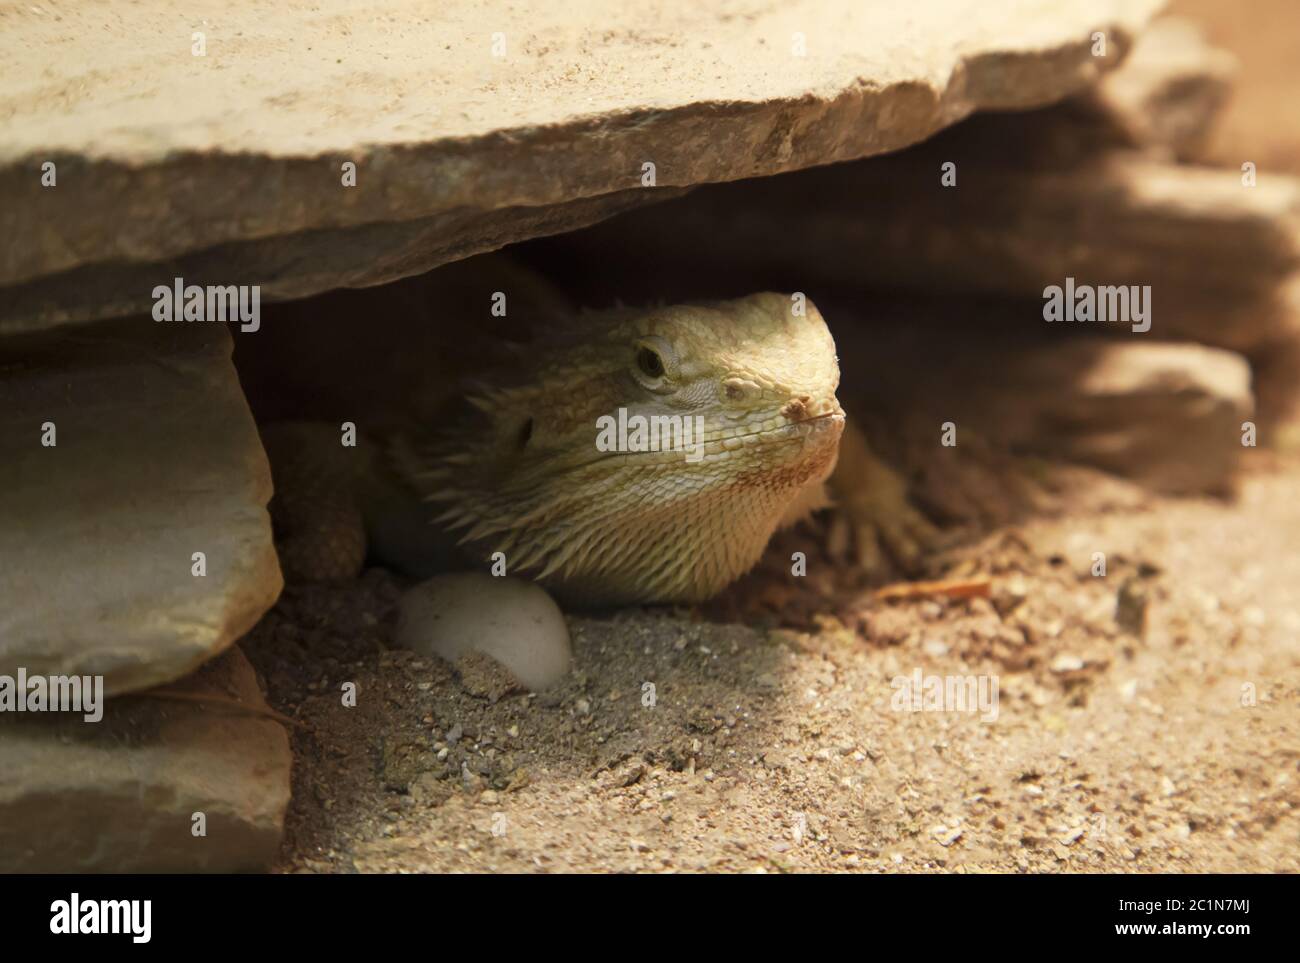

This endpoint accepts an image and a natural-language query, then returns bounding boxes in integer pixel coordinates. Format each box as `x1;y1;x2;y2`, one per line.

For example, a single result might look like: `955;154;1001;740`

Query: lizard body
260;281;852;606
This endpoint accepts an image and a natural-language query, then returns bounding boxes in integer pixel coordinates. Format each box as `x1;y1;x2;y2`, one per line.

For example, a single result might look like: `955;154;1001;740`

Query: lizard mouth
735;407;845;444
571;404;843;469
671;406;844;465
784;410;844;430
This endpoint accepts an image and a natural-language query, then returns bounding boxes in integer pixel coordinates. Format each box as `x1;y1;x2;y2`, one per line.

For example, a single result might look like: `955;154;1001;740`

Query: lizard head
400;292;844;605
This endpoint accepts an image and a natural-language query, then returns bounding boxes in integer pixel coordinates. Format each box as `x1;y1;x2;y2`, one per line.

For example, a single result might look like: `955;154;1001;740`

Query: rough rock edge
0;646;291;873
0;186;689;334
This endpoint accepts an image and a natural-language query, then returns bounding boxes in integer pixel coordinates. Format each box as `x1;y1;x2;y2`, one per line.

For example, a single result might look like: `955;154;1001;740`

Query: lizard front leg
261;421;369;583
263;420;468;583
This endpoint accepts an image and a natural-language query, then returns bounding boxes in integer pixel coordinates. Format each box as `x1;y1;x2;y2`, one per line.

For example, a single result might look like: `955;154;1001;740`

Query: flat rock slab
0;319;282;695
984;339;1254;495
823;309;1253;499
0;646;291;873
0;0;1160;329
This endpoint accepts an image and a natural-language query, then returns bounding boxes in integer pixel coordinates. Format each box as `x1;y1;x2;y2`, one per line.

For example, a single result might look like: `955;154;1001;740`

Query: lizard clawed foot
826;421;944;580
827;466;944;578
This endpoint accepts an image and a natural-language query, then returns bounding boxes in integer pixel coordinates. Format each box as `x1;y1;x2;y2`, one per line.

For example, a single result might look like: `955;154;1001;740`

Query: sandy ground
245;451;1300;873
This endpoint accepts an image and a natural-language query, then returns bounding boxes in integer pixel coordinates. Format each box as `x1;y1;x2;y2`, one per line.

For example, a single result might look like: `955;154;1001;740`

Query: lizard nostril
723;381;746;402
782;395;812;421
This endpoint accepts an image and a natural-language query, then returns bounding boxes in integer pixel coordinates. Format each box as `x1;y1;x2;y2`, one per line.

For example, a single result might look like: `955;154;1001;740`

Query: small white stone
395;573;571;691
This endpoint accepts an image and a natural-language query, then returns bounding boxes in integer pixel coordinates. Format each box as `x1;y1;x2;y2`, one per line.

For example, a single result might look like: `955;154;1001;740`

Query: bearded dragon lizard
255;258;935;606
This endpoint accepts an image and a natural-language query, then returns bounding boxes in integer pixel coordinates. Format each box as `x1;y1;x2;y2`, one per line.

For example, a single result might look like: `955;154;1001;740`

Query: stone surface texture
543;117;1300;353
0;646;291;873
0;319;283;696
0;0;1161;329
1088;16;1237;159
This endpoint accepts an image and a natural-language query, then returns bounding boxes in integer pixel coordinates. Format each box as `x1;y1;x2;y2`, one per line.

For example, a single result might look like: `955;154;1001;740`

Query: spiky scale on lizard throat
392;292;845;606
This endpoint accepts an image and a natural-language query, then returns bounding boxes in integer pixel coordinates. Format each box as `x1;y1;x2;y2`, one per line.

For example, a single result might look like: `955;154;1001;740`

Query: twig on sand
873;576;992;601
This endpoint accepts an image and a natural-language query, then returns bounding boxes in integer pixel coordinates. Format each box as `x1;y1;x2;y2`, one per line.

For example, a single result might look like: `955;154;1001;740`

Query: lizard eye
631;335;681;387
636;346;664;379
631;335;677;390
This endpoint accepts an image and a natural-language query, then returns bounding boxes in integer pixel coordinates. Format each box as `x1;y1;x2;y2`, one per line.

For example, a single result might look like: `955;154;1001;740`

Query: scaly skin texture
387;293;845;605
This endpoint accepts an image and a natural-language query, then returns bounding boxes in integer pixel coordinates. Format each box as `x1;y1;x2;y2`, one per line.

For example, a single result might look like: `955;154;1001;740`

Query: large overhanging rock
0;0;1161;331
